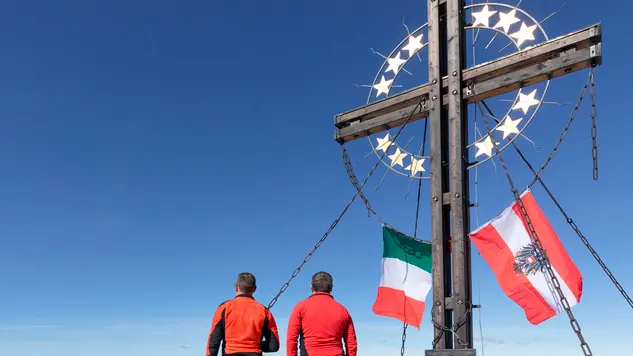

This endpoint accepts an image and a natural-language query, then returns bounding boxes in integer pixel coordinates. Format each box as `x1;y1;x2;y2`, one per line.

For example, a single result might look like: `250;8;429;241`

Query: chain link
266;212;342;310
343;118;430;246
567;218;633;308
528;68;595;189
477;100;633;313
589;71;598;180
343;143;384;222
267;98;426;310
480;110;592;356
431;303;472;348
400;323;407;356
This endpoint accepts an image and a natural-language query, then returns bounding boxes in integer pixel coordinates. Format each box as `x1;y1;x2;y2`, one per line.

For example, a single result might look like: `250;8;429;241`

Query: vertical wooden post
428;0;453;350
429;0;474;352
447;0;473;348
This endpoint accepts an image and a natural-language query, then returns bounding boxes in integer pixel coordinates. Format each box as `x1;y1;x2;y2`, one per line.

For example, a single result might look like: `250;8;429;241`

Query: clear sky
0;0;630;355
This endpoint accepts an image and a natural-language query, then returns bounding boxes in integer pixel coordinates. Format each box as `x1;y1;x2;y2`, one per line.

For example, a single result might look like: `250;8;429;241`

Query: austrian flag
470;190;583;325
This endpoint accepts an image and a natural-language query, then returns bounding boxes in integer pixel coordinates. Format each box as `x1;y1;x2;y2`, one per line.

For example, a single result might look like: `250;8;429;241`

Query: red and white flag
470;190;582;325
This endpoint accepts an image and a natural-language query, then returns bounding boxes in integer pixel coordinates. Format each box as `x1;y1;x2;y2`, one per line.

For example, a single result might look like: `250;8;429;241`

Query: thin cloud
474;335;506;345
0;325;63;332
515;337;532;346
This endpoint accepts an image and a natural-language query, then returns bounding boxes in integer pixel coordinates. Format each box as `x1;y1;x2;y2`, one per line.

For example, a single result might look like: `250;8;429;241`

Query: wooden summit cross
333;0;602;354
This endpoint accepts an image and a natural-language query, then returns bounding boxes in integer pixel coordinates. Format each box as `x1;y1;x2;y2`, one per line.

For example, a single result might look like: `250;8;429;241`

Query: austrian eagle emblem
513;243;547;276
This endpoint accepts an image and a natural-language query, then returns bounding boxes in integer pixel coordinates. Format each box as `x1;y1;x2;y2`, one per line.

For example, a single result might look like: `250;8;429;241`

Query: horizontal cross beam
334;23;602;143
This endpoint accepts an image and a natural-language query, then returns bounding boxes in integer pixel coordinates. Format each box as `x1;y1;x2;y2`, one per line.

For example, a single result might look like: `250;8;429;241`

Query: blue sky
0;0;630;355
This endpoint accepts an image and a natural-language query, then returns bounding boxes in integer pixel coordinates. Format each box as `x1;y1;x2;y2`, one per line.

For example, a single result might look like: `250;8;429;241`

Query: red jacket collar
310;292;333;298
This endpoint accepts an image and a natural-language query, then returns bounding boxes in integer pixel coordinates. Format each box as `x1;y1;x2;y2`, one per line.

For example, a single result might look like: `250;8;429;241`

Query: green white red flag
372;226;432;328
470;190;583;325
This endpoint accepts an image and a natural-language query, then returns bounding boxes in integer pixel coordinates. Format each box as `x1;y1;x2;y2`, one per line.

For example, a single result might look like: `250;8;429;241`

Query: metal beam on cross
334;24;601;144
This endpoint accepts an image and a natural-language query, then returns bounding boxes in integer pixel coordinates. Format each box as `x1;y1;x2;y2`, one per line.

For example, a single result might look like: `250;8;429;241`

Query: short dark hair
311;271;333;293
236;272;257;294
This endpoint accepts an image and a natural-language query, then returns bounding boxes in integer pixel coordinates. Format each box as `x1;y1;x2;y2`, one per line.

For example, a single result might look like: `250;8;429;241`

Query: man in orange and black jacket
286;272;357;356
206;272;280;356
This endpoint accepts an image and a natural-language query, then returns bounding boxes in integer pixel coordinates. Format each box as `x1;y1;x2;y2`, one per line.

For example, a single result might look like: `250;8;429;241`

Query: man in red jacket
206;272;280;356
286;272;357;356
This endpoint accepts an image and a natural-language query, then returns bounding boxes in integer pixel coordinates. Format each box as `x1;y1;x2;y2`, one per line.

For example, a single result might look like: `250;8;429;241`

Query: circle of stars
365;2;548;178
468;4;546;159
366;24;430;178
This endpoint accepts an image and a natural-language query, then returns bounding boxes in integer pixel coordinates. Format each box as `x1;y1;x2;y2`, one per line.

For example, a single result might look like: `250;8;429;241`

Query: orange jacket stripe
207;295;280;356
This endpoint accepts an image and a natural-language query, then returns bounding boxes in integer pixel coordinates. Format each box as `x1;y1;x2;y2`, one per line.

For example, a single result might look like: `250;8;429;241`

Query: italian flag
372;226;432;328
470;190;582;325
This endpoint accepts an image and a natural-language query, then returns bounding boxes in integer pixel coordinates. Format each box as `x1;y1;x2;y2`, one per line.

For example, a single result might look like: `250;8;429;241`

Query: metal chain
480;111;593;356
342;143;385;222
431;303;472;348
266;201;347;310
477;98;633;308
538;169;633;309
400;323;407;356
343;122;431;246
589;71;598;180
528;68;595;189
267;98;426;310
477;100;633;312
452;303;472;347
567;217;633;308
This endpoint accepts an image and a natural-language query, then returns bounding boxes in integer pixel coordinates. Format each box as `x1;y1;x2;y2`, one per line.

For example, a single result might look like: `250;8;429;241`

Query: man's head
311;271;333;294
235;272;257;295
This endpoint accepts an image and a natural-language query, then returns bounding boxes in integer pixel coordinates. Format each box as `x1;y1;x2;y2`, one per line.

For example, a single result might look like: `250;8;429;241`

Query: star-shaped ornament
510;22;537;47
388;148;408;167
373;76;393;97
406;157;426;176
512;89;539;114
472;5;497;27
386;52;407;74
402;34;423;57
496;116;523;139
375;133;393;153
474;135;499;158
494;9;520;33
